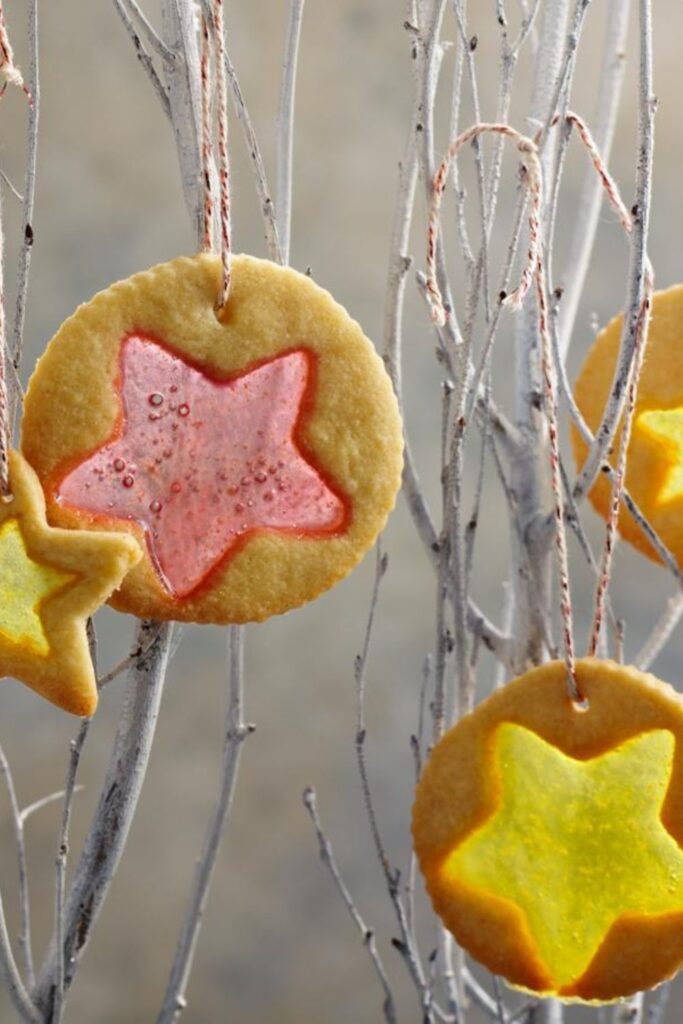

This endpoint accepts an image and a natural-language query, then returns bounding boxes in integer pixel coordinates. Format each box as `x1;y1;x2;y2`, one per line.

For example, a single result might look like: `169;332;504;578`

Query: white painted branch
573;0;655;502
35;621;171;1016
275;0;305;264
157;627;252;1024
557;0;630;356
303;787;397;1024
161;0;204;244
10;0;39;378
113;0;172;119
0;744;34;988
0;890;40;1023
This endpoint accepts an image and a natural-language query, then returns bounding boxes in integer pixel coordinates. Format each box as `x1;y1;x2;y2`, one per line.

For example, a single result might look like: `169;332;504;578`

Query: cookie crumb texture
21;254;403;624
413;659;683;1002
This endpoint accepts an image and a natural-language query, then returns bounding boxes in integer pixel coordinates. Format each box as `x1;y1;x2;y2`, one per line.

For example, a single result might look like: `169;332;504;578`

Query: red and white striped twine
426;122;581;703
198;0;232;314
537;258;581;703
425;123;542;327
552;111;654;657
199;13;214;254
0;1;31;104
210;0;231;315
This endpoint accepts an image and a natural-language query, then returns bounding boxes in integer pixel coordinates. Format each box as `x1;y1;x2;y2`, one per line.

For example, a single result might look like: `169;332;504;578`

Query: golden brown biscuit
413;659;683;1002
0;450;141;716
21;254;403;623
573;285;683;565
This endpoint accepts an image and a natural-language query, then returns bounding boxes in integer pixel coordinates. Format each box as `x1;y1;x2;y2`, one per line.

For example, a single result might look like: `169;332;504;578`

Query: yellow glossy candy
412;659;683;1002
573;284;683;566
0;451;141;715
0;518;74;654
447;725;683;988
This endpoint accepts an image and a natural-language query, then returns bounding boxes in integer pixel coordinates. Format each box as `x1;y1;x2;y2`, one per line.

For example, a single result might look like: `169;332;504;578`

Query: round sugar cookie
573;284;683;566
413;659;683;1002
21;253;403;623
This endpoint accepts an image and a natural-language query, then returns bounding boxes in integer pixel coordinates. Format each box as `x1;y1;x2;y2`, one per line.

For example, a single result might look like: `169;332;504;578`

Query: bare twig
20;787;83;827
120;0;176;62
612;993;643;1024
635;594;683;670
0;890;40;1023
10;0;39;377
158;627;253;1024
223;49;282;262
35;620;172;1015
303;787;397;1024
113;0;172;119
557;0;631;355
275;0;305;263
0;744;33;987
573;0;656;503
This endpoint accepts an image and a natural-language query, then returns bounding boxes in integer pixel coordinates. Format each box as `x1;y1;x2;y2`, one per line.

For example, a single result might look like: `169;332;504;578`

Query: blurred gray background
2;0;683;1020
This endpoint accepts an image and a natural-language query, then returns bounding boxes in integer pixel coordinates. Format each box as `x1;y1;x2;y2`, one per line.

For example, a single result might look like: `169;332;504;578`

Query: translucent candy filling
57;335;348;597
0;519;74;653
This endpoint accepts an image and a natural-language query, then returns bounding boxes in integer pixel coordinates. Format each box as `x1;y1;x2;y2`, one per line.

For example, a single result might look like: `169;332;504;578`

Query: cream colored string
425;123;581;703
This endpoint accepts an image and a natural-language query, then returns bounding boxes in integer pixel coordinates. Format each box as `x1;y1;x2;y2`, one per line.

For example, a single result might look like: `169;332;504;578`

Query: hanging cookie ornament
0;451;141;716
413;659;683;1002
19;5;402;626
573;284;683;568
416;120;683;1003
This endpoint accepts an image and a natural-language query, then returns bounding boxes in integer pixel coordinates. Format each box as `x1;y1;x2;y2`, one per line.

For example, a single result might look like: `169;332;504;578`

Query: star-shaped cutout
637;408;683;504
0;518;74;654
0;450;141;715
55;335;348;598
443;723;683;990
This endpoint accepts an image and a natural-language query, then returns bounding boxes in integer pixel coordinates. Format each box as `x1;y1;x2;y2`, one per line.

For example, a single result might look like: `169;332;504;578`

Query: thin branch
223;50;282;262
0;892;40;1023
302;787;397;1024
557;0;631;355
35;620;172;1015
275;0;305;263
120;0;176;62
612;993;643;1024
635;594;683;670
647;984;671;1024
0;166;23;201
157;627;253;1024
573;0;656;503
10;0;39;378
113;0;172;119
0;743;33;988
20;787;83;827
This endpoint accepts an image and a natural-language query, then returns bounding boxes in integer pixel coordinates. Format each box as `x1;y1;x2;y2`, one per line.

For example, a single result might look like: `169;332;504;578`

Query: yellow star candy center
0;519;75;655
442;725;683;988
637;408;683;504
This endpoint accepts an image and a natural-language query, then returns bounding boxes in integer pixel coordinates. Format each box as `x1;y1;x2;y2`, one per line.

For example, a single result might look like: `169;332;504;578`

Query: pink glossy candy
57;335;347;597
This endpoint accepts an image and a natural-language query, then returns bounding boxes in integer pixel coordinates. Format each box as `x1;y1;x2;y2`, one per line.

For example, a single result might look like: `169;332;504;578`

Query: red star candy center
55;335;348;597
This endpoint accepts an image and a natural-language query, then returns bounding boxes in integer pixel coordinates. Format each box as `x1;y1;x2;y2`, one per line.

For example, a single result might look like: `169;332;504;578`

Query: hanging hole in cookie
572;694;590;713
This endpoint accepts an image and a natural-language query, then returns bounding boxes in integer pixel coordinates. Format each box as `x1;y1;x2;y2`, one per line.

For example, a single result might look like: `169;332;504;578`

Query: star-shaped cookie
56;336;347;598
20;255;403;624
0;450;141;715
449;725;683;989
413;659;683;1001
